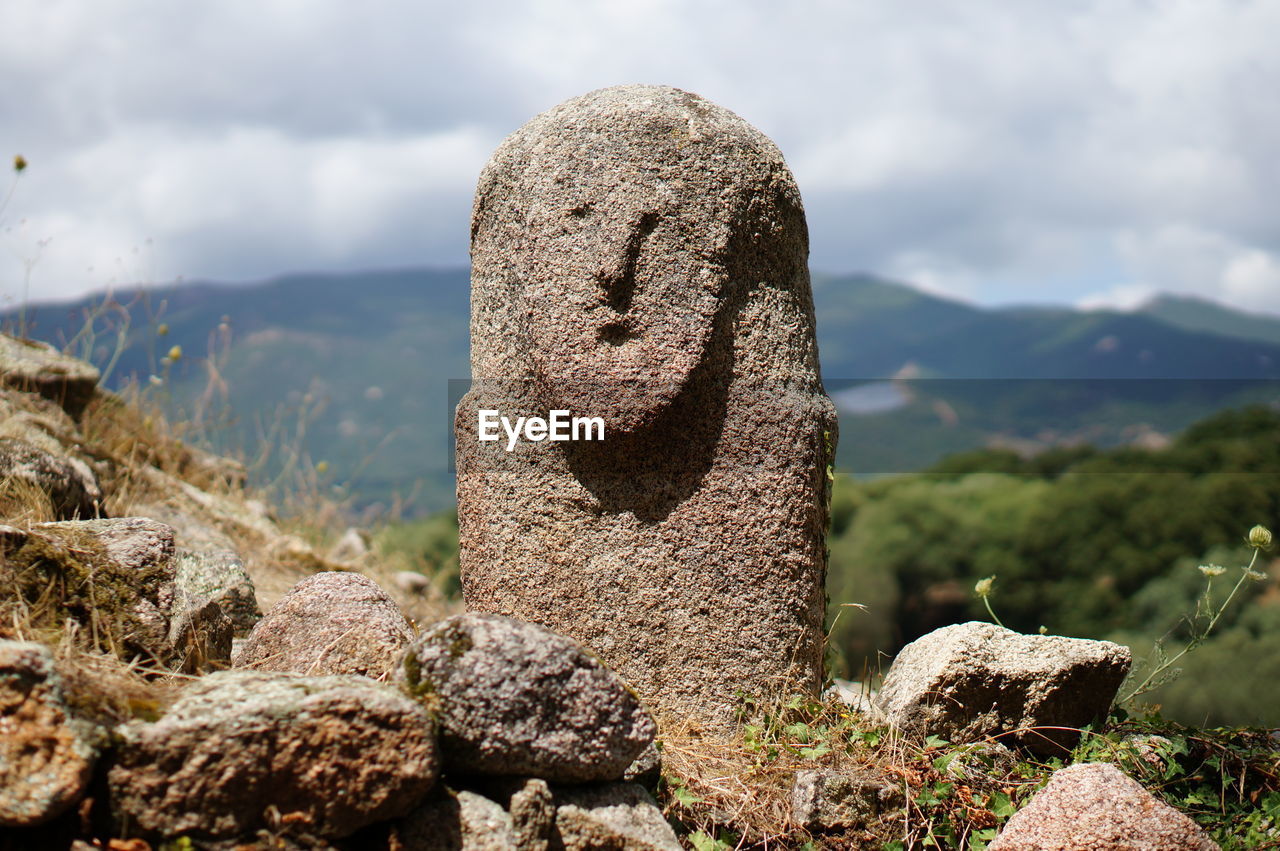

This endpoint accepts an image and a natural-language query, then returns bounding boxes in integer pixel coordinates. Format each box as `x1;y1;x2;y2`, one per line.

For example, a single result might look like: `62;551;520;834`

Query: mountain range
8;269;1279;513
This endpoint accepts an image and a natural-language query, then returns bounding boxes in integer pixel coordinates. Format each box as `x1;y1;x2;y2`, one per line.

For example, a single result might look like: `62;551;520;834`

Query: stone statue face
519;161;729;433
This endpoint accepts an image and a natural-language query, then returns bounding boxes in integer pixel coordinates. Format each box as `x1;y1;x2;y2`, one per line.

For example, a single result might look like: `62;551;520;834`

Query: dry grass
0;474;56;525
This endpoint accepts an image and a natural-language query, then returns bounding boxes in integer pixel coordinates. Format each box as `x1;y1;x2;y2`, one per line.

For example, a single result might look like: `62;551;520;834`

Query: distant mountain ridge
6;268;1278;512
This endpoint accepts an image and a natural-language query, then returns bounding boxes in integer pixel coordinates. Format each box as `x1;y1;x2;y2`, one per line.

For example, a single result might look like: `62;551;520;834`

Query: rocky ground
0;332;1261;849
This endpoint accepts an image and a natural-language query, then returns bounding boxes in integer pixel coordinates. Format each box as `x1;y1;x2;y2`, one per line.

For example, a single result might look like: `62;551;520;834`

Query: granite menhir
457;84;837;726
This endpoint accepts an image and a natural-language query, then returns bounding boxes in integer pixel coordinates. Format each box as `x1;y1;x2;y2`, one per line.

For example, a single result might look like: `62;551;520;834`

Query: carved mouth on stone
597;322;638;346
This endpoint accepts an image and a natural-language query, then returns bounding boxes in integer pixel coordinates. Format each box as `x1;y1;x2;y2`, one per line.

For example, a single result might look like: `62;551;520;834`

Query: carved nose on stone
595;212;659;314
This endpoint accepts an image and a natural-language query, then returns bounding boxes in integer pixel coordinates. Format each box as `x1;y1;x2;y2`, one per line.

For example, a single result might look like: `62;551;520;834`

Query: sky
3;0;1278;315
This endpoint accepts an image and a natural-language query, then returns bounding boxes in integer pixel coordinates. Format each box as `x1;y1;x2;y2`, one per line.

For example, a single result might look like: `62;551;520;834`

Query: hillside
8;269;1279;510
1139;292;1280;347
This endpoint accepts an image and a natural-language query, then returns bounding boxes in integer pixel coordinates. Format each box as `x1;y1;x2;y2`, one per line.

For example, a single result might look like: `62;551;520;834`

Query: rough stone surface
391;788;517;850
874;622;1131;753
988;762;1219;850
233;571;412;679
458;84;836;726
0;437;102;520
790;768;905;832
0;518;226;670
0;641;97;827
0;334;99;418
108;670;438;840
401;613;655;782
173;546;261;636
552;783;682;851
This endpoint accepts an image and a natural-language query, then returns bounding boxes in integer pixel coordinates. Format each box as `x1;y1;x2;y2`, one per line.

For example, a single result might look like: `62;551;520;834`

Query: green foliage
376;509;460;595
1070;713;1280;847
826;405;1280;725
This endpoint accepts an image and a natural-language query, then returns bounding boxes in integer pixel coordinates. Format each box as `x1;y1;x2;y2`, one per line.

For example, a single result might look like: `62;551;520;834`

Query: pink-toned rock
108;670;438;841
0;641;97;827
233;571;412;679
458;84;837;727
989;762;1219;851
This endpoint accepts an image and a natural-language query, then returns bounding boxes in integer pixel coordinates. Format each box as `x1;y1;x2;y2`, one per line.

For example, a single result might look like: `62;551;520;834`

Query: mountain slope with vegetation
8;269;1279;511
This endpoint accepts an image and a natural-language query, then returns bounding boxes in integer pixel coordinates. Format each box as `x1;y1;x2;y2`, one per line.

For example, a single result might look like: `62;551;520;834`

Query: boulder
552;783;681;851
0;641;97;827
0;437;102;520
108;670;438;840
874;622;1131;753
233;571;412;679
790;768;904;832
0;334;99;419
988;762;1219;850
400;613;655;782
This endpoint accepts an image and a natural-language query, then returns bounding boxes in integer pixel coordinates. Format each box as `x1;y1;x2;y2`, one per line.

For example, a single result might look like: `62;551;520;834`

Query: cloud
1;0;1277;316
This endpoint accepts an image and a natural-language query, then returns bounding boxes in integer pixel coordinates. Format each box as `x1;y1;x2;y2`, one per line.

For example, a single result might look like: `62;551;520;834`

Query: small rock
0;641;97;827
108;670;438;840
233;572;413;679
391;788;517;850
988;762;1219;850
874;622;1131;753
394;570;432;594
0;334;99;418
827;678;882;720
553;783;681;851
623;740;662;789
400;613;656;782
790;768;904;832
0;437;102;520
328;527;370;564
511;778;554;850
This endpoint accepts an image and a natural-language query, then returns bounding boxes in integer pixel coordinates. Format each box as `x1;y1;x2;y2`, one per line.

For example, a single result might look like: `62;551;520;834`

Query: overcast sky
3;0;1278;315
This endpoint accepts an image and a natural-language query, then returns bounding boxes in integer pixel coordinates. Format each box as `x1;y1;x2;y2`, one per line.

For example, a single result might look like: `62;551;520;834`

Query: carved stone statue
457;85;837;725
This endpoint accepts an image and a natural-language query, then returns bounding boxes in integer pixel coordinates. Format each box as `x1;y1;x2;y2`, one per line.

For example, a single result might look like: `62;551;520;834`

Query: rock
0;334;99;419
623;740;662;789
394;570;432;594
988;762;1219;850
233;571;412;679
458;84;837;726
391;788;517;850
0;641;97;827
790;768;904;832
328;527;370;564
400;613;655;782
173;546;261;636
0;519;230;671
874;622;1131;753
108;670;438;840
0;437;102;520
511;778;554;851
552;783;682;851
